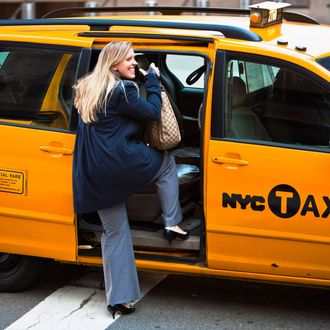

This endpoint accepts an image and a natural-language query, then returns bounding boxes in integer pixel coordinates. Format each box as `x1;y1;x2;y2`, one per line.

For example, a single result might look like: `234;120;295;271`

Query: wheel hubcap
0;253;23;274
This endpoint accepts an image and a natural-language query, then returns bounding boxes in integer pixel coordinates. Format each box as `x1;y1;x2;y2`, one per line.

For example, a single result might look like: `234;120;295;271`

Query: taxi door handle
212;156;249;166
40;145;73;155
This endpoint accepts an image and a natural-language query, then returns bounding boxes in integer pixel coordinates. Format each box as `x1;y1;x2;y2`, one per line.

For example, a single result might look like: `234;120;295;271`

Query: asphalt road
109;274;330;330
1;262;330;330
0;263;86;329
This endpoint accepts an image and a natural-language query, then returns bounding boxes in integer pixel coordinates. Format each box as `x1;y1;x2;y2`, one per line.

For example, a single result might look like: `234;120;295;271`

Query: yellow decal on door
0;168;27;195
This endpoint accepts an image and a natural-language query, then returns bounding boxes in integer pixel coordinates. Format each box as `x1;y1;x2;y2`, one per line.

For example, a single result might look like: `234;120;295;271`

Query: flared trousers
98;152;182;305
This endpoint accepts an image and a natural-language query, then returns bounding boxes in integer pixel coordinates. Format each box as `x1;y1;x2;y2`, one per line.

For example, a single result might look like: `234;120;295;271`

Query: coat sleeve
116;73;162;121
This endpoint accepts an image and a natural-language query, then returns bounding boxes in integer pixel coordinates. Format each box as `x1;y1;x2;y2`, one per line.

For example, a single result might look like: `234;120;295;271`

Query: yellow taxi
0;1;329;291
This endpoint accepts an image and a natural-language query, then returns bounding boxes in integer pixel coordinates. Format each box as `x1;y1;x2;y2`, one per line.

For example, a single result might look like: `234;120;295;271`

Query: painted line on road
5;271;166;330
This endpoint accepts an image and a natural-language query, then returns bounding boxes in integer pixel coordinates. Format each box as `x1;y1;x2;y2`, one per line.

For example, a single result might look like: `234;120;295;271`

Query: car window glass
225;57;330;150
166;54;204;88
0;45;79;130
317;56;330;72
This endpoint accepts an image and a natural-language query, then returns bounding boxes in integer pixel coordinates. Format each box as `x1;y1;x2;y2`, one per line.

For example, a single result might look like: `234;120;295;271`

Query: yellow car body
0;4;329;291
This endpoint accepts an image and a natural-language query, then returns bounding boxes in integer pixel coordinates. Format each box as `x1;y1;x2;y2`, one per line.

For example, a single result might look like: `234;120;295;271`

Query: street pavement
1;262;330;330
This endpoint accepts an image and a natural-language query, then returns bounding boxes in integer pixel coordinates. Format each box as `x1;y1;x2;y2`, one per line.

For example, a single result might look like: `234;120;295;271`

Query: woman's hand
139;62;160;77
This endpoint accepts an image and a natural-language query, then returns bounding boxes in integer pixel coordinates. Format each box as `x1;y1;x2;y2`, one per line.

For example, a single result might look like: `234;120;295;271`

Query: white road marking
5;271;167;330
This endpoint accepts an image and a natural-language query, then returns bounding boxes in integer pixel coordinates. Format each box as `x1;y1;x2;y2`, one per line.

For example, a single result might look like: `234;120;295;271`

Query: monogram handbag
146;86;181;151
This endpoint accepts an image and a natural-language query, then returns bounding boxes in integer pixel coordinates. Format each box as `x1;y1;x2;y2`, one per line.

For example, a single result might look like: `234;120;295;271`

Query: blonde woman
73;41;188;318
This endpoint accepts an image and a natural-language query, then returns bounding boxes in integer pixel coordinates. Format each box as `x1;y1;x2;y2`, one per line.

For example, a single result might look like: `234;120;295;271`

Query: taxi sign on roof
249;1;291;28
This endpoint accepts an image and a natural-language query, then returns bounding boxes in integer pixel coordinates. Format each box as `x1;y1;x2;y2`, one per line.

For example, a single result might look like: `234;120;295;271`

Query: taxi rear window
0;47;62;112
0;44;79;130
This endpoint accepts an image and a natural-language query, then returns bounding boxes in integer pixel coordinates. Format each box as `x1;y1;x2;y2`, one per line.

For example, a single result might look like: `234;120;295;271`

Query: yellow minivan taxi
0;2;329;292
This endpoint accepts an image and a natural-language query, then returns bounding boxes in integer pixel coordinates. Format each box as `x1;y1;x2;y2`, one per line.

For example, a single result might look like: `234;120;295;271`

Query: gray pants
98;153;182;305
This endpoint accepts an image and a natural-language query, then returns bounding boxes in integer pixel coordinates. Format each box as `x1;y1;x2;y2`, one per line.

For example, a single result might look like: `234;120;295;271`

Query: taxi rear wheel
0;253;47;292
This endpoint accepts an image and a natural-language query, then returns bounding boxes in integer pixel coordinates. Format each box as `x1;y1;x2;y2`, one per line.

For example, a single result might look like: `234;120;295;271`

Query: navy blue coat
73;72;163;214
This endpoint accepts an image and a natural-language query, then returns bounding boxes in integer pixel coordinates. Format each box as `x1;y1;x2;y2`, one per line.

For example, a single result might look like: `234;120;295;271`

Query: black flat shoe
107;304;135;319
164;229;189;244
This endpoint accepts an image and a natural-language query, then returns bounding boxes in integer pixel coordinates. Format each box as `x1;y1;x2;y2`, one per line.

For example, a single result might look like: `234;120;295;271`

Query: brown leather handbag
146;86;181;150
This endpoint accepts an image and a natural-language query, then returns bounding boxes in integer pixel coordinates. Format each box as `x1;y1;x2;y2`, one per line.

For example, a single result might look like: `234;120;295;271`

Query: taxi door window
0;44;79;130
224;54;330;150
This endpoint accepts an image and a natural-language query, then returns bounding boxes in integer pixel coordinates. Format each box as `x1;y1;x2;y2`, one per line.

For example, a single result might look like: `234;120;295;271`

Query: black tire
0;253;48;292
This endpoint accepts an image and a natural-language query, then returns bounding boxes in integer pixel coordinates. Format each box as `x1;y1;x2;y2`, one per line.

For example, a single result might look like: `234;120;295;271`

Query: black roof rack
42;6;320;25
0;18;262;42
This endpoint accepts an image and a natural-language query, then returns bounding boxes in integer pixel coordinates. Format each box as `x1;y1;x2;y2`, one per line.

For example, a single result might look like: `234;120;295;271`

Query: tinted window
0;45;79;130
317;56;330;72
224;56;330;150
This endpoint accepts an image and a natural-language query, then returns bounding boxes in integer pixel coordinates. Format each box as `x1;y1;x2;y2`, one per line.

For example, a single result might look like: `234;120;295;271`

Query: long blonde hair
74;41;133;124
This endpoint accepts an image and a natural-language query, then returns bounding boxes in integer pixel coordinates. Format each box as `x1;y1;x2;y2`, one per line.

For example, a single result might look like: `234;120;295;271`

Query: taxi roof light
249;1;291;28
250;12;262;25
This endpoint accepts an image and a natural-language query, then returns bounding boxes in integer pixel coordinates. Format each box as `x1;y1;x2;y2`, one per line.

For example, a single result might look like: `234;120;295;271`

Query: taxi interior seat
228;76;272;141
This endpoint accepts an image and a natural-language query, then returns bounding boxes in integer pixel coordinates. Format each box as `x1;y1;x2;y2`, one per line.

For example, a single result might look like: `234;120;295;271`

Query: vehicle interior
225;58;330;148
0;46;79;129
260;68;330;146
77;49;208;260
